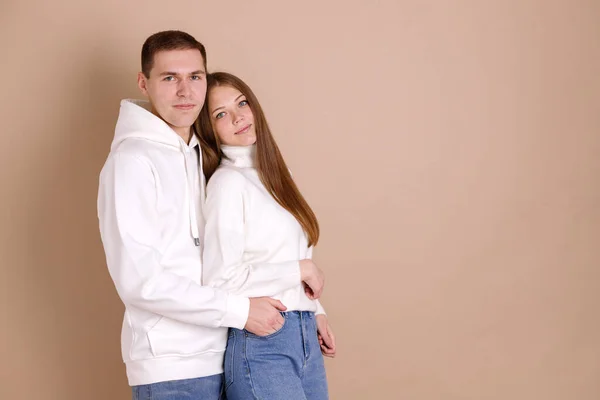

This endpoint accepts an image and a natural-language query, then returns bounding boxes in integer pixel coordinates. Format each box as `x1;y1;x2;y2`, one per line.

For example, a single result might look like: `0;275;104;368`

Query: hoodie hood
109;99;203;248
112;99;184;151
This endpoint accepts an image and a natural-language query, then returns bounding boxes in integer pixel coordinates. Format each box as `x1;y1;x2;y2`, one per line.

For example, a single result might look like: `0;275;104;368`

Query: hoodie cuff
221;294;250;329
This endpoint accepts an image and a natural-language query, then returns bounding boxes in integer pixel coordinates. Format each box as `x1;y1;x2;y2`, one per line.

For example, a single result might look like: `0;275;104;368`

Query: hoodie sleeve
98;153;249;330
202;170;302;297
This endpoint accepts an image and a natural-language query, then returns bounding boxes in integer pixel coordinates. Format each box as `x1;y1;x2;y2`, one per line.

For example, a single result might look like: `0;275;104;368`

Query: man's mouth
174;104;195;110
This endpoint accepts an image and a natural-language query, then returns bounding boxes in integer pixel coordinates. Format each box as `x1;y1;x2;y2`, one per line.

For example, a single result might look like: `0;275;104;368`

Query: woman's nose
232;112;244;124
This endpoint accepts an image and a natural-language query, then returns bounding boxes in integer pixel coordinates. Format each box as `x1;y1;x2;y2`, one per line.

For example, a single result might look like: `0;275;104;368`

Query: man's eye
164;76;175;81
191;75;201;80
215;112;225;119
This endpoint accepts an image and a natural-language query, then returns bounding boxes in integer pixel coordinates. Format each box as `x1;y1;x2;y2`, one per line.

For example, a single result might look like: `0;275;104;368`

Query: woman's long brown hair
195;72;319;247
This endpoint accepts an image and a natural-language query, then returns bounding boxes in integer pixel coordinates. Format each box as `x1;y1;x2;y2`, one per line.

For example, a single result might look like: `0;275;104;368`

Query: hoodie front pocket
146;317;227;357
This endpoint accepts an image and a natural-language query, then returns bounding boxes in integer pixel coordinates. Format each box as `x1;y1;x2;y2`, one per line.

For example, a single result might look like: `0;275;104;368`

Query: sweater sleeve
202;170;302;297
98;153;249;329
305;247;326;315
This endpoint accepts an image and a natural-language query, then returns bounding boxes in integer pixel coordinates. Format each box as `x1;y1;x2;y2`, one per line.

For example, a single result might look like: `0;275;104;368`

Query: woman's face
208;85;257;146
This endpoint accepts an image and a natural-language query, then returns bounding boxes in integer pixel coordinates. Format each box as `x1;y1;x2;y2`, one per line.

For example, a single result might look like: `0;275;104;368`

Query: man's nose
177;80;191;97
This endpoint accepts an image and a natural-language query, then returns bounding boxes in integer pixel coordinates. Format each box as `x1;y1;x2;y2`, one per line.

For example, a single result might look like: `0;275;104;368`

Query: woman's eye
239;100;248;107
215;112;225;119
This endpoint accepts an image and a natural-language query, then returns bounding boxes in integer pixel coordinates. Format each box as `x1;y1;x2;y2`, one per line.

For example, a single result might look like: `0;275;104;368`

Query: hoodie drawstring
181;141;201;246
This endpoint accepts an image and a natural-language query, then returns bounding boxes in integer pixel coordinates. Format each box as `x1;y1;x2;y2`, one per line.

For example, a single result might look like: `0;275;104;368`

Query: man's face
138;49;207;140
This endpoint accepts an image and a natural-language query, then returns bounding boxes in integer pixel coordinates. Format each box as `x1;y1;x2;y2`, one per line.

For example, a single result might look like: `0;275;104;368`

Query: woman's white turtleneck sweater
202;145;325;314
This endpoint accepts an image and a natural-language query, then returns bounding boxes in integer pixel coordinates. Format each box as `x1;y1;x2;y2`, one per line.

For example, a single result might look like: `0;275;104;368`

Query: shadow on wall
26;42;139;399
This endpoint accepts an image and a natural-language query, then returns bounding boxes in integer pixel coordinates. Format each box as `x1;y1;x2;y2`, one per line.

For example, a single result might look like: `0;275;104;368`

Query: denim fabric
132;374;224;400
225;311;329;400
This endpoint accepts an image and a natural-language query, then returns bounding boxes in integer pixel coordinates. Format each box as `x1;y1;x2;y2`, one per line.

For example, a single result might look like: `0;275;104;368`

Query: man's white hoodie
97;99;250;386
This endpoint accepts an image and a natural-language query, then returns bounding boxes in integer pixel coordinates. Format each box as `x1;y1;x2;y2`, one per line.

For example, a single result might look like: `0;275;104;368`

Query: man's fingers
272;314;284;330
269;299;287;311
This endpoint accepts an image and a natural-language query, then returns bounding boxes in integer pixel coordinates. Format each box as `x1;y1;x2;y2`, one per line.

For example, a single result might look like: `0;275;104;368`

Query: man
97;30;335;399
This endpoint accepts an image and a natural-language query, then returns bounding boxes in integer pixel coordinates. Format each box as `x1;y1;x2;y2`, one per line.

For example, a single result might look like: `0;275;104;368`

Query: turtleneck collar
220;145;256;168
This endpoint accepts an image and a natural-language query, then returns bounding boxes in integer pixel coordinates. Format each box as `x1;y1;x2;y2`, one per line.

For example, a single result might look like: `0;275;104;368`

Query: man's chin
170;117;200;129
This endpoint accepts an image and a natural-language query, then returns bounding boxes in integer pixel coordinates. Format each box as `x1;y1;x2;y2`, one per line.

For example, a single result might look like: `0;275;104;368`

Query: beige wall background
1;0;599;399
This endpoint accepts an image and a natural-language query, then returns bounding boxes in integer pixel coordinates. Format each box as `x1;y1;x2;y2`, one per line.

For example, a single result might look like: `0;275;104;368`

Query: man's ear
137;72;149;96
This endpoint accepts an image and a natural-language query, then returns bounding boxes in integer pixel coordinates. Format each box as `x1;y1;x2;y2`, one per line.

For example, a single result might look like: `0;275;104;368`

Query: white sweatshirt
97;100;249;386
203;145;325;315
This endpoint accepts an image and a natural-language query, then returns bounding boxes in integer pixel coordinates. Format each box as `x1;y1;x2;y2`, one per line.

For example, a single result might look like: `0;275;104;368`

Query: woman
196;72;335;400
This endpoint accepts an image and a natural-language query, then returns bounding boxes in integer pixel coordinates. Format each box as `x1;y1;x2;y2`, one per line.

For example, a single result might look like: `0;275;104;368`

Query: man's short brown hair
141;30;207;78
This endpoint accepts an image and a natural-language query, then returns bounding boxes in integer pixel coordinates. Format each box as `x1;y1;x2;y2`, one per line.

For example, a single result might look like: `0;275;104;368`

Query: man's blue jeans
132;374;224;400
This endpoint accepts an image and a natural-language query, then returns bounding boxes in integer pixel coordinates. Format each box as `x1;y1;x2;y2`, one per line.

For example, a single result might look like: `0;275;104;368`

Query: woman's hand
299;259;325;299
316;314;336;358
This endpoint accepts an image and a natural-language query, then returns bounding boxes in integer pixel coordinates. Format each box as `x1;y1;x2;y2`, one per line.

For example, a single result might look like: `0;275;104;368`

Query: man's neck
173;126;192;144
149;106;192;144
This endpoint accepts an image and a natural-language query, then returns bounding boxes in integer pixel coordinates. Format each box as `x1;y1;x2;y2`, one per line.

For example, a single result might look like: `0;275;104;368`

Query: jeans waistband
281;311;314;319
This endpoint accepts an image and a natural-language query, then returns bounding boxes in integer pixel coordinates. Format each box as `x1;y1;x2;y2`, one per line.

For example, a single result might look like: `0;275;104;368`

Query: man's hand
300;259;325;300
316;314;336;358
244;297;287;336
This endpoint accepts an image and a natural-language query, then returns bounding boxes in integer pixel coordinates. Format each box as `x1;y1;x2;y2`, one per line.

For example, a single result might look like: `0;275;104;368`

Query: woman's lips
235;124;252;134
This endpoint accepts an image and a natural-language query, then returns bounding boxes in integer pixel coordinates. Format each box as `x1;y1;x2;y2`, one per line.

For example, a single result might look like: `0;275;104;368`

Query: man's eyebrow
158;70;206;76
211;94;245;114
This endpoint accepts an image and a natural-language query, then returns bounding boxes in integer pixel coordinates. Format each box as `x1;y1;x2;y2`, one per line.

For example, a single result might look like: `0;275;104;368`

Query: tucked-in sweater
202;145;325;314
